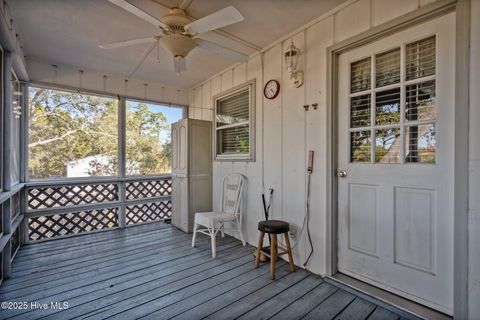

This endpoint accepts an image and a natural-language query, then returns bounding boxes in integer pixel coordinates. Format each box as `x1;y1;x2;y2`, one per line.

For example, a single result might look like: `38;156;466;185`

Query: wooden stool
255;220;295;279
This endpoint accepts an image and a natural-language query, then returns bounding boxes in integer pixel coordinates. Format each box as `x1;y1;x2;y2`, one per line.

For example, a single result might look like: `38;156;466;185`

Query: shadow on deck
0;222;405;319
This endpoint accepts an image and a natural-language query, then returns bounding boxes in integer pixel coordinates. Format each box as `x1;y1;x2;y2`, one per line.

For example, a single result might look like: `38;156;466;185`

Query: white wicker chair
191;173;246;257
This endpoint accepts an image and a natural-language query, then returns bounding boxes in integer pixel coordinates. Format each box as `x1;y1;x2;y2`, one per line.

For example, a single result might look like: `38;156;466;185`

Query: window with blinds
348;36;436;164
214;80;255;160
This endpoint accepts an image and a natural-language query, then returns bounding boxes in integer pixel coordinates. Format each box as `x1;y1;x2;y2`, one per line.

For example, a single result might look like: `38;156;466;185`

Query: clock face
264;80;280;99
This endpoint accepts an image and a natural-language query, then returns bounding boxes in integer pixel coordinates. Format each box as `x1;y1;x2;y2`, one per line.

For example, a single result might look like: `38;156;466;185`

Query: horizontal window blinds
216;89;249;126
406;36;436;80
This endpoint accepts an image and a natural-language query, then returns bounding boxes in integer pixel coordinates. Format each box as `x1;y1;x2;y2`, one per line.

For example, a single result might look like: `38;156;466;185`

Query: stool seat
258;220;290;234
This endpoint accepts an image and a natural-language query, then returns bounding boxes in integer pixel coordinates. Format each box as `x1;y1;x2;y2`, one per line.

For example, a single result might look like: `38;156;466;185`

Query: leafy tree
28;87;172;179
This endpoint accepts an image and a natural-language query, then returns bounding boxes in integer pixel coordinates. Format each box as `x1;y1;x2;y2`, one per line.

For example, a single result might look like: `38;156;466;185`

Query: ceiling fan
100;0;249;73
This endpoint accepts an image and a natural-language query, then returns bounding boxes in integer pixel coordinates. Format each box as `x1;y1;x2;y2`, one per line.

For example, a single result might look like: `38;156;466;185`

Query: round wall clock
264;80;280;99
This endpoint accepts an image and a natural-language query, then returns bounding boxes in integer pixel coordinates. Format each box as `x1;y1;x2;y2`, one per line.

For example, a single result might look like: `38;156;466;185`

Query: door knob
337;170;347;178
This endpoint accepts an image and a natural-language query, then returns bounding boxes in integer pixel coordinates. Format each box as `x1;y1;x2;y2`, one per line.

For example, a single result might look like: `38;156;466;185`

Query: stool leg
284;232;295;272
255;232;265;268
270;234;278;280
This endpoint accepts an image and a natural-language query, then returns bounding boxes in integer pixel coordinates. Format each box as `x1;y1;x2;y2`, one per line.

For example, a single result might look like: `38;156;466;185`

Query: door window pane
405;80;436;122
375;88;400;125
350;131;371;163
351;58;371;93
28;87;118;179
375;128;400;163
376;48;400;87
405;124;436;164
126;101;183;175
406;36;435;80
350;95;371;128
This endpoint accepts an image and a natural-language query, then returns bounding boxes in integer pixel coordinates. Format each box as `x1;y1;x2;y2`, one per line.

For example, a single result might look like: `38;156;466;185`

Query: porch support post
2;52;13;278
20;82;29;245
118;96;126;228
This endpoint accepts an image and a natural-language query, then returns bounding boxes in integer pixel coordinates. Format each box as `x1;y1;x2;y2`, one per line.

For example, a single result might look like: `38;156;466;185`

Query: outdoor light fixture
284;41;303;88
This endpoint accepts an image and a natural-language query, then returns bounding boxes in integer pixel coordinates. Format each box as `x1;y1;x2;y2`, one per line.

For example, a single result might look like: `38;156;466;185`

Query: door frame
325;0;470;318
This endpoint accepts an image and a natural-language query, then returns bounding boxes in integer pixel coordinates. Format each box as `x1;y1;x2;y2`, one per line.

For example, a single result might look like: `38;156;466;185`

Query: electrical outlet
289;226;297;240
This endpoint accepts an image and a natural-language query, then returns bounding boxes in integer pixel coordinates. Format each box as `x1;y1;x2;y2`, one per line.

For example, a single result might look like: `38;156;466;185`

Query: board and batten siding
188;0;480;318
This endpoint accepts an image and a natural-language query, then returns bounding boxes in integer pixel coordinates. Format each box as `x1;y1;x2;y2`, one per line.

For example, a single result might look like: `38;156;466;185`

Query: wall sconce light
284;41;303;88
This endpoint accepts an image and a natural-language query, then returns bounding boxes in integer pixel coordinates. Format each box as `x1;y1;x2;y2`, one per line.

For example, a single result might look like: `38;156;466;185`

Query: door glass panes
375;88;400;125
351;58;371;93
375;128;400;163
406;80;436;122
348;35;436;165
350;131;371;162
376;48;400;87
406;36;435;80
405;124;436;164
350;95;371;128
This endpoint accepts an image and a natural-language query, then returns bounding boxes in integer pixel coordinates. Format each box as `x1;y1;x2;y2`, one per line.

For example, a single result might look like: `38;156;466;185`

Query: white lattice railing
24;175;172;242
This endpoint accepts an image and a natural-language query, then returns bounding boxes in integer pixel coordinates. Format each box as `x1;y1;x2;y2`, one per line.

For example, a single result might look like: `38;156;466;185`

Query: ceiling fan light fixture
158;34;196;61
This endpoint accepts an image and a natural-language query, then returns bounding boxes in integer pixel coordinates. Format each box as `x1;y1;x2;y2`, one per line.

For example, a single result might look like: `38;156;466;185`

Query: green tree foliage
126;103;170;175
28;87;171;179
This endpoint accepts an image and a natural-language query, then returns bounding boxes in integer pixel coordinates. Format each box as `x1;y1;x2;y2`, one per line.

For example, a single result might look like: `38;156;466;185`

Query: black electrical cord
303;171;314;267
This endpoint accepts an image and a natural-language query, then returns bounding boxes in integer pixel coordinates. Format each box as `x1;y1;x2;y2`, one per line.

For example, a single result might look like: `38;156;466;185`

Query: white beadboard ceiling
9;0;347;89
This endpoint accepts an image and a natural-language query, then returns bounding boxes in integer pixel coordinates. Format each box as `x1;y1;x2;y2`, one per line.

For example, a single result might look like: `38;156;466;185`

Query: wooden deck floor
0;222;404;320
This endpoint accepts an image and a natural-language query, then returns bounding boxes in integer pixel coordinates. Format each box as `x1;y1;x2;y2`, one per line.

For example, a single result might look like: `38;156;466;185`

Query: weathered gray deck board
367;307;400;320
0;222;406;320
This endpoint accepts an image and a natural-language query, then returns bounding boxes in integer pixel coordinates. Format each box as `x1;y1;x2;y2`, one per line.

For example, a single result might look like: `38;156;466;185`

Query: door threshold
325;273;452;320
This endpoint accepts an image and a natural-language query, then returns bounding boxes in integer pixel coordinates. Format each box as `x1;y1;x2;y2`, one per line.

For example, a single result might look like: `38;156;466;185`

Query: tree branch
29;130;79;147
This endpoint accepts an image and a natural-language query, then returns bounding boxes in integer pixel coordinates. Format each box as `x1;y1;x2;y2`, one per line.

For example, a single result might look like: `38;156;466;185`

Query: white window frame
213;79;255;161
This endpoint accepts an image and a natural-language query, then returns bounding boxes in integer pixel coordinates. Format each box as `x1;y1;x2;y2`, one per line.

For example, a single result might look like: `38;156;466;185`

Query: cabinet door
189;121;212;177
171;176;189;232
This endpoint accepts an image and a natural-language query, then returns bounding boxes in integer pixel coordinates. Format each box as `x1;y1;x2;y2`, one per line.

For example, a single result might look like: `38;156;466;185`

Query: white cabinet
171;119;212;233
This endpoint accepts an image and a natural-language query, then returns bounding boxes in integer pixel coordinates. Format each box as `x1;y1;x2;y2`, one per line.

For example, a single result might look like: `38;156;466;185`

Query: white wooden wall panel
281;32;307;265
221;69;233;91
262;44;283;227
194;86;202;109
244;54;263;243
233;63;247;86
372;0;419;26
304;17;334;274
469;0;480;317
202;81;211;110
26;59;188;105
334;0;370;43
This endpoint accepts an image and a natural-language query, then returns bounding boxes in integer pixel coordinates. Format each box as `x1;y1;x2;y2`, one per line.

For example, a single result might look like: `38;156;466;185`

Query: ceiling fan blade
174;56;186;73
196;39;248;63
185;6;244;34
99;37;155;49
108;0;168;29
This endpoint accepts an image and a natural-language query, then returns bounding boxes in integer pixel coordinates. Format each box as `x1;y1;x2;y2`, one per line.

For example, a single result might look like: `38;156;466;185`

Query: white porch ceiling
9;0;347;89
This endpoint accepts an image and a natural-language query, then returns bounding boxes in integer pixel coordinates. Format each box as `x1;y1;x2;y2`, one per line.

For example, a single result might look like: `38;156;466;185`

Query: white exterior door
337;13;455;314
